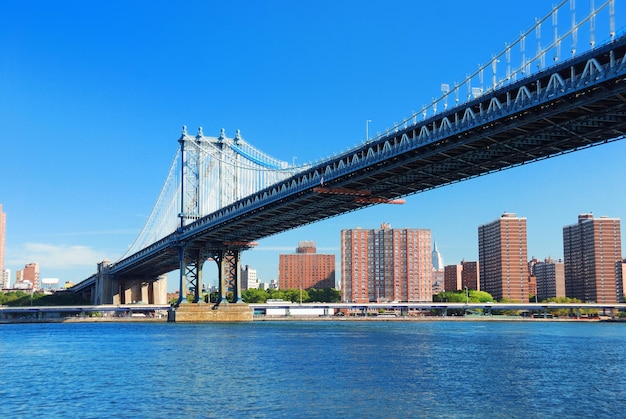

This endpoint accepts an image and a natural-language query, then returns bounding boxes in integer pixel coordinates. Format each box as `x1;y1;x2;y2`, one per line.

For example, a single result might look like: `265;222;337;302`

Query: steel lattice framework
123;128;302;258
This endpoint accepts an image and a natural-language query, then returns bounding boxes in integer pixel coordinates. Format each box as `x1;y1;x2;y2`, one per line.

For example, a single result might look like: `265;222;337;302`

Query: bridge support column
176;245;207;306
209;242;256;306
115;275;167;304
150;274;168;304
95;260;113;305
212;247;242;305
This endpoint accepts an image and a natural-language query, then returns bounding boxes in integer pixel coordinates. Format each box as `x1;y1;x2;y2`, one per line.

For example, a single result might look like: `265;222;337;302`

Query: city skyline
1;1;625;292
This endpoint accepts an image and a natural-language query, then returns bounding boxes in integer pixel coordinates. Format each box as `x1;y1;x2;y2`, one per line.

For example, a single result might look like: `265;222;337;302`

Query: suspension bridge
72;1;626;317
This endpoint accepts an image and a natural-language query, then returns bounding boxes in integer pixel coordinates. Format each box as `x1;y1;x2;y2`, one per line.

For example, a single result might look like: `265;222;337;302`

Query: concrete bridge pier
93;260;113;304
168;242;253;322
93;261;167;305
114;275;167;305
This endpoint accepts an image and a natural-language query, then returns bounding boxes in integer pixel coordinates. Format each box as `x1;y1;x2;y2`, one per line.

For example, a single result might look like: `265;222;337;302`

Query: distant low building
279;241;335;290
1;269;10;290
15;263;39;291
444;261;480;292
240;265;259;290
532;258;565;301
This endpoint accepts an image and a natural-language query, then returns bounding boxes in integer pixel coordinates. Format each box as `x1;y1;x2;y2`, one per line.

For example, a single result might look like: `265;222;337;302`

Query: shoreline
1;314;621;324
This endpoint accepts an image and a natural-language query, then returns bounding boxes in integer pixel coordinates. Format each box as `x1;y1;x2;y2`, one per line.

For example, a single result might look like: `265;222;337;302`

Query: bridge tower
175;127;214;305
175;127;260;306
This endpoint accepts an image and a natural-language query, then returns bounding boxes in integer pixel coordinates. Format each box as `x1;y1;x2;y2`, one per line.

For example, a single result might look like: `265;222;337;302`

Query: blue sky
2;1;625;292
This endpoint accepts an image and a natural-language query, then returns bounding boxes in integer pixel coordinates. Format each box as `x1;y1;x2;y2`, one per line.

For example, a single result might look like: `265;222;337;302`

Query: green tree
242;288;269;303
283;288;309;303
0;291;91;307
469;290;495;303
324;288;342;303
266;288;285;301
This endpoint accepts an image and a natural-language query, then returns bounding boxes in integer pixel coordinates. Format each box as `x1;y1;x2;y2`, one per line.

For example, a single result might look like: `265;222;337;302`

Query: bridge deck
89;36;626;281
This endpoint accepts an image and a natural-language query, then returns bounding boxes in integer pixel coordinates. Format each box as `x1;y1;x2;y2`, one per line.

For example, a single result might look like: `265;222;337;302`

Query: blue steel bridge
72;1;626;306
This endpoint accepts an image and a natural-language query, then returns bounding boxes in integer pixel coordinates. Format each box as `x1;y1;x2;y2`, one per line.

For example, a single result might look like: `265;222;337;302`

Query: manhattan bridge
73;0;626;308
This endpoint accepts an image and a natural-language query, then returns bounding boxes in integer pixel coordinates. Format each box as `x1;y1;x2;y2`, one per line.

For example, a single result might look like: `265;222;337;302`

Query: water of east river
1;320;624;418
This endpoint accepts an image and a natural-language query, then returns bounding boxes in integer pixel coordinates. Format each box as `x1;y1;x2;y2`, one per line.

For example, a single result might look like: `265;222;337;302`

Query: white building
240;265;259;290
1;269;10;289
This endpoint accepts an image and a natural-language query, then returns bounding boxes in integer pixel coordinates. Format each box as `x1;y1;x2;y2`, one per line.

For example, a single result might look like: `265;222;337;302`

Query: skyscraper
431;242;444;295
432;242;444;270
478;213;529;302
279;241;335;290
563;214;623;303
341;223;432;303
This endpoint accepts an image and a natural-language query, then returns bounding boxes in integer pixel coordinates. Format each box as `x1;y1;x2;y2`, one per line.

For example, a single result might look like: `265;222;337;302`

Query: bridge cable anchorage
313;186;405;205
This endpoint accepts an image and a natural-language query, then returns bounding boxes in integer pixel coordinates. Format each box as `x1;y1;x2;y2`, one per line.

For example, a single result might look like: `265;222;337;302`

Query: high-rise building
563;214;623;303
431;242;444;295
341;223;432;303
432;242;444;270
279;241;335;290
532;257;565;301
478;213;529;302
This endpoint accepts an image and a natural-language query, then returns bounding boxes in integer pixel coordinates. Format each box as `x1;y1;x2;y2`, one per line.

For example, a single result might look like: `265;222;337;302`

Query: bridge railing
369;0;618;145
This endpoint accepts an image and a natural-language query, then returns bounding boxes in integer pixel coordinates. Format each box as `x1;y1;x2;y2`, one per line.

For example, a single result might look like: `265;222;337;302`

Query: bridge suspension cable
120;128;304;259
372;0;619;143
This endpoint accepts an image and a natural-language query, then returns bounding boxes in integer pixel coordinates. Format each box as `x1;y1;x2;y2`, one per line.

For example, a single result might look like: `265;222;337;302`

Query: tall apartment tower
563;214;623;303
532;258;565;301
278;241;335;290
478;213;529;302
341;223;432;303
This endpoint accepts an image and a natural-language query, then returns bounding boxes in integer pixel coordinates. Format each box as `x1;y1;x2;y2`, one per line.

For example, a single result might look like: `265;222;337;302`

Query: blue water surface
0;321;624;418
